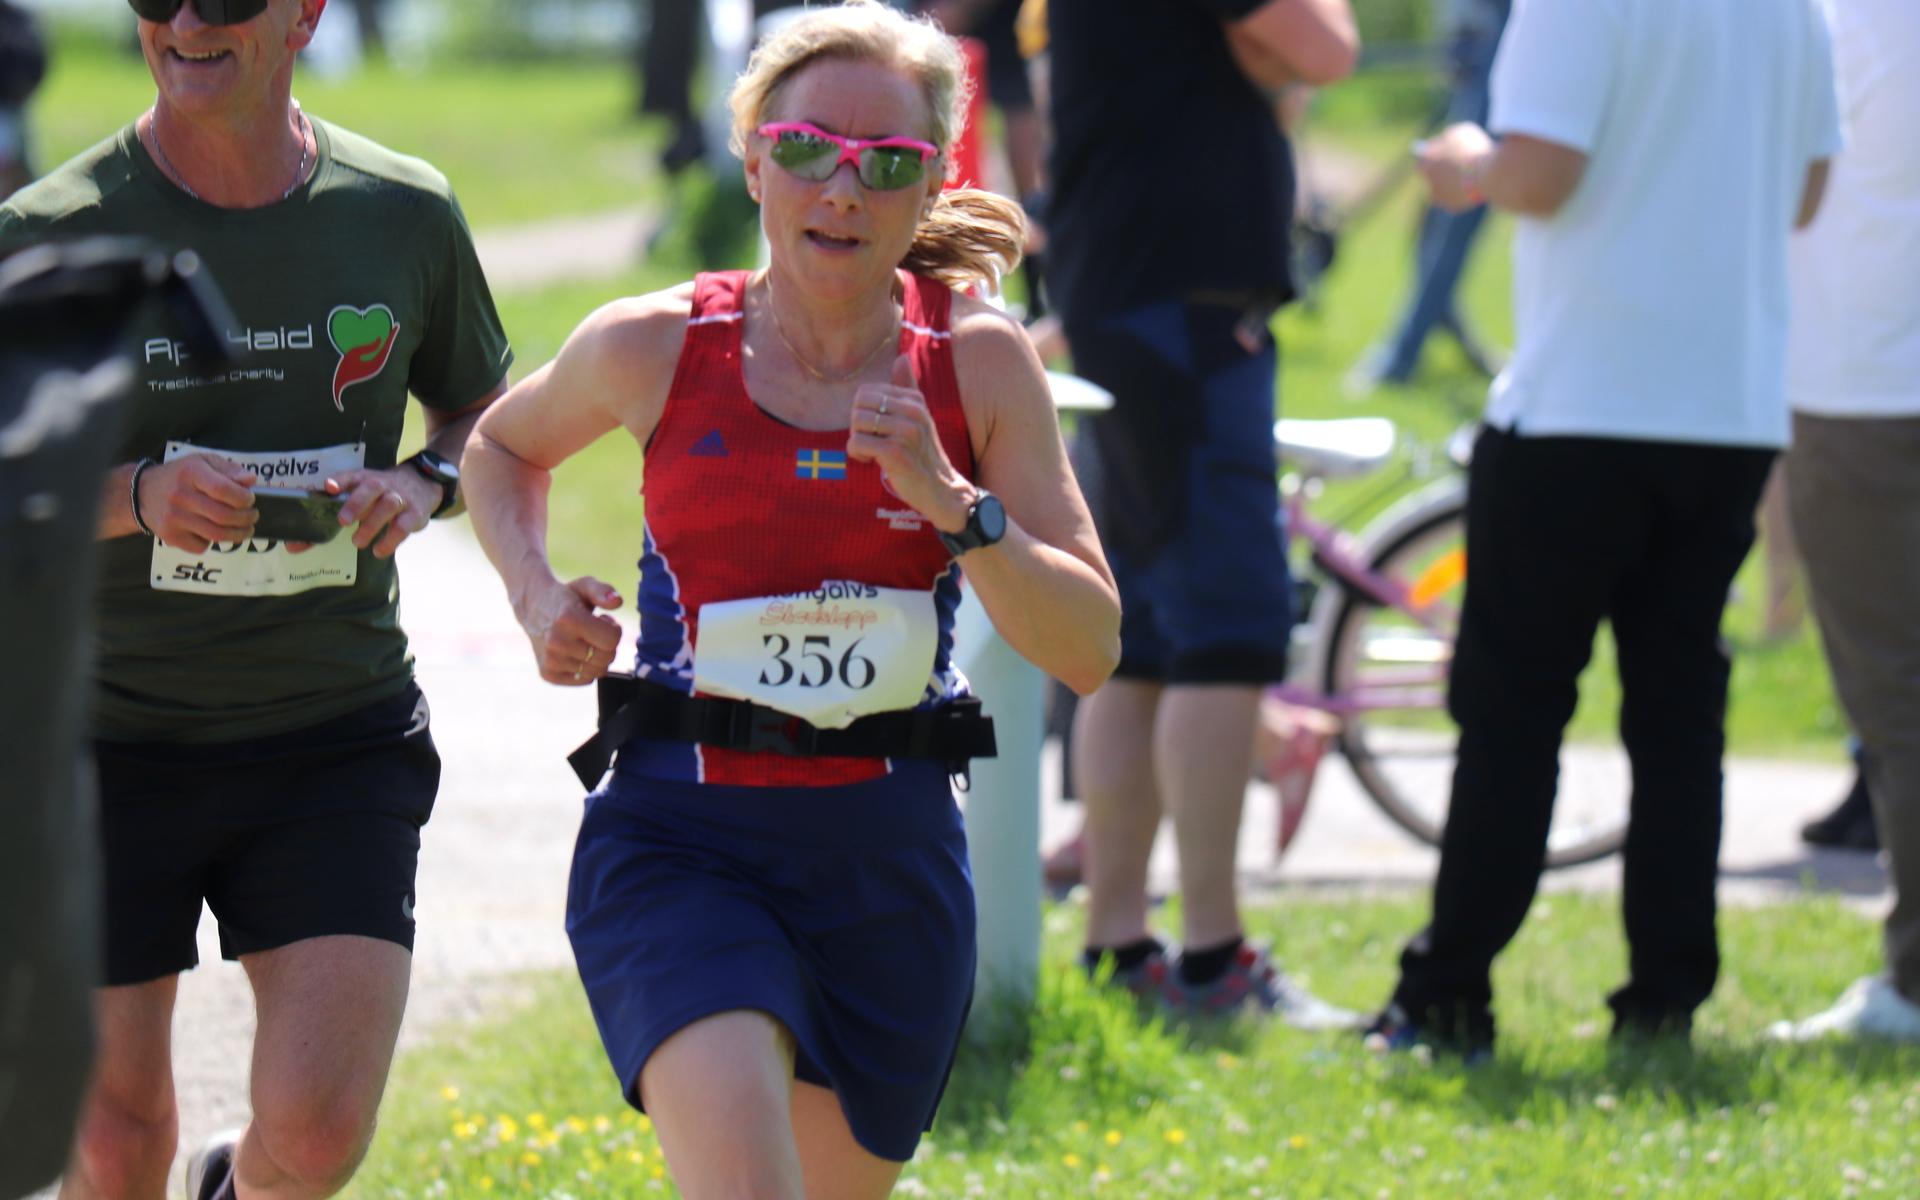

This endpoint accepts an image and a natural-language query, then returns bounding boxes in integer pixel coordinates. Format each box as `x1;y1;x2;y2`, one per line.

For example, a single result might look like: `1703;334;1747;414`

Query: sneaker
1163;942;1360;1029
1769;975;1920;1043
184;1129;241;1200
1086;943;1173;1003
1362;1003;1493;1064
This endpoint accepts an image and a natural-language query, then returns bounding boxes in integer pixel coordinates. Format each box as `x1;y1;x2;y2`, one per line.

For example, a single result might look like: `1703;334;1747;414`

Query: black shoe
1362;1002;1494;1065
1802;770;1879;852
184;1129;240;1200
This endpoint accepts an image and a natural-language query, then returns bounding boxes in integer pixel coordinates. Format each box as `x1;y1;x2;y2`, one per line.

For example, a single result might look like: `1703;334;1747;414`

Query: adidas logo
690;430;728;457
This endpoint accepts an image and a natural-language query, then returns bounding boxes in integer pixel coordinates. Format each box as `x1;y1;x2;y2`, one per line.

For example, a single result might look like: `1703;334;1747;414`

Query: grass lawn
27;25;660;229
345;895;1917;1198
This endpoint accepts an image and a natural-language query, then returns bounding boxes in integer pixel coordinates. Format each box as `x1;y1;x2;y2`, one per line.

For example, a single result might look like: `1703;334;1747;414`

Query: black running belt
568;672;998;789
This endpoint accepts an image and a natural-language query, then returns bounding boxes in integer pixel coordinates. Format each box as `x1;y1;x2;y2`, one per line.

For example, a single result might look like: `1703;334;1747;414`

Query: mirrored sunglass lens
771;132;837;180
859;148;925;191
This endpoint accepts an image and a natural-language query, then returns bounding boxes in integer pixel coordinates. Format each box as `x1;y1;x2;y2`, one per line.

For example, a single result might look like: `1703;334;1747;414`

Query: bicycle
1266;416;1629;869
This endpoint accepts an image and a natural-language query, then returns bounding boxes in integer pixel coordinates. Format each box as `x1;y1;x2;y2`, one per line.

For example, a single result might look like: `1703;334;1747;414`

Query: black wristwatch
937;491;1007;557
403;449;461;519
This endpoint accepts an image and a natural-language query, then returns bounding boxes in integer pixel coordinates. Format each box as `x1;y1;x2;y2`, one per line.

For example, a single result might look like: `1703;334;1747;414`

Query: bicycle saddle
1272;417;1397;478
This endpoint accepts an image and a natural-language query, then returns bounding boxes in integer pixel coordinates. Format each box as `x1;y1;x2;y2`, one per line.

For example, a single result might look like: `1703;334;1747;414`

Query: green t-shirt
0;119;513;743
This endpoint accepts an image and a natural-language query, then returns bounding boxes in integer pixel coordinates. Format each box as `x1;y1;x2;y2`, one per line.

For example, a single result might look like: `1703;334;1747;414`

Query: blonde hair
727;0;1026;290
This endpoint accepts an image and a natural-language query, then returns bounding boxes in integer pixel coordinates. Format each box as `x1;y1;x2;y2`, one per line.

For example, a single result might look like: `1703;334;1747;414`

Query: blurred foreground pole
953;593;1047;1014
0;240;233;1198
956;375;1112;1022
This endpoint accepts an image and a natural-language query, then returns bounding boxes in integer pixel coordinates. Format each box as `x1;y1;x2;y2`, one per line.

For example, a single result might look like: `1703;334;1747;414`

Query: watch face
976;494;1007;542
415;449;460;483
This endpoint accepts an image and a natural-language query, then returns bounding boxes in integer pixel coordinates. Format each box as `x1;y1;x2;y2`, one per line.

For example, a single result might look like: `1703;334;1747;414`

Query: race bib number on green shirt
149;441;364;597
692;583;938;728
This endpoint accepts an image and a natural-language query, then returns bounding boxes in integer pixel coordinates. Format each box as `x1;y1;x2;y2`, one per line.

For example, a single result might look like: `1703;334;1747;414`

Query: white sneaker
1768;975;1920;1043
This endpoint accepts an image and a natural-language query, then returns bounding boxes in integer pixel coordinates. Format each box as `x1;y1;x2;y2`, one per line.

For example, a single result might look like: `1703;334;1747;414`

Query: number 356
760;635;877;689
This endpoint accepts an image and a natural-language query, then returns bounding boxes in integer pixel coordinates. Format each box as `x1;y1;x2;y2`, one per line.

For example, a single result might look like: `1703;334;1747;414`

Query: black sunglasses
127;0;271;25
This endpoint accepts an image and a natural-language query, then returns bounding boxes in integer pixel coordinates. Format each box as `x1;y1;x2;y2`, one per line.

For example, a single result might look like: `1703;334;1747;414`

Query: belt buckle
743;707;818;757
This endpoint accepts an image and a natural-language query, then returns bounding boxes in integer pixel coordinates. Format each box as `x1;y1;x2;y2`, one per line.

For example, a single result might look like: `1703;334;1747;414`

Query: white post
955;374;1111;1017
953;593;1047;1011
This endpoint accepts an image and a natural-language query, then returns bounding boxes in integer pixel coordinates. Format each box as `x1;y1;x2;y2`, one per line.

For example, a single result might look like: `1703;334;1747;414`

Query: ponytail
902;188;1028;292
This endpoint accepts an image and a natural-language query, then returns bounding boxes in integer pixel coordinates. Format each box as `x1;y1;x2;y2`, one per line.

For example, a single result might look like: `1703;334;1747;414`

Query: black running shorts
91;684;441;987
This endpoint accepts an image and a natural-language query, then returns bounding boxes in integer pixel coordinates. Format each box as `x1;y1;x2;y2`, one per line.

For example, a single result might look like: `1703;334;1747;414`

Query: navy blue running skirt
566;756;976;1162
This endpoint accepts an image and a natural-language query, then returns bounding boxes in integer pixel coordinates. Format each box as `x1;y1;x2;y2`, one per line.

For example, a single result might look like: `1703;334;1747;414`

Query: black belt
568;673;998;790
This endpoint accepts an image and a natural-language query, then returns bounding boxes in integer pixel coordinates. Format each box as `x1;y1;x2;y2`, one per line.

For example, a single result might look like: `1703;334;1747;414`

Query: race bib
150;441;365;597
692;582;937;729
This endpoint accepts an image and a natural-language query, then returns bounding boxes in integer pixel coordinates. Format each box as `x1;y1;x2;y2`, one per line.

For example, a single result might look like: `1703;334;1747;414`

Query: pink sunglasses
758;121;941;191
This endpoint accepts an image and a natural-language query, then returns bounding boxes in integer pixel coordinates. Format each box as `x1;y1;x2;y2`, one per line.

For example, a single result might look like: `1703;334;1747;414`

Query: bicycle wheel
1320;484;1630;868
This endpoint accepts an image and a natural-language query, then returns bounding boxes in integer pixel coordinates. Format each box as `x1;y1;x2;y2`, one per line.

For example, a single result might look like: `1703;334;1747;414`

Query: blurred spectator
637;0;787;174
0;0;47;200
1368;0;1840;1057
348;0;391;60
1346;0;1508;394
1050;0;1360;1020
1773;0;1920;1044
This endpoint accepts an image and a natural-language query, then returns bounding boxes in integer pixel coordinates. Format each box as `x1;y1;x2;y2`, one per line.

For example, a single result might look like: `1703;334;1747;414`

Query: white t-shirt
1484;0;1842;448
1787;0;1920;419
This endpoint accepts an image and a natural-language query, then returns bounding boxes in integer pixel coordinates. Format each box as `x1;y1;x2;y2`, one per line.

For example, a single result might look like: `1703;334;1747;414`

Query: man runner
0;2;512;1196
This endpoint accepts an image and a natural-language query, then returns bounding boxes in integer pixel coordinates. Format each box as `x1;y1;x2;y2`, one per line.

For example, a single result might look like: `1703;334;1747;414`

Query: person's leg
790;1081;906;1200
1390;429;1632;1040
1376;204;1491;383
1606;443;1773;1031
1789;414;1920;1006
222;937;409;1199
1156;684;1260;948
1146;306;1293;960
1075;677;1166;949
59;979;181;1200
642;1011;807;1200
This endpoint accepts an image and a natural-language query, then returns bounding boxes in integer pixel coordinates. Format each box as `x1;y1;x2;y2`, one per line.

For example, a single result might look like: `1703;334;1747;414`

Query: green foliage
347;896;1919;1198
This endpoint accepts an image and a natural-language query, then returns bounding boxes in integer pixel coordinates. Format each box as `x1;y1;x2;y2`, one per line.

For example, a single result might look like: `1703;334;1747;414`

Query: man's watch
937;490;1007;557
403;449;461;519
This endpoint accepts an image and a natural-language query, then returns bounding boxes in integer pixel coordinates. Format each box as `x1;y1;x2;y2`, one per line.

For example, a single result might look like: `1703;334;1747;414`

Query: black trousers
1392;426;1774;1039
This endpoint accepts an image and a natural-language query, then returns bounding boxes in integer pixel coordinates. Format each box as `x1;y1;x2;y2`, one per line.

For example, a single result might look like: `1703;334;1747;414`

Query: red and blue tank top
625;270;976;788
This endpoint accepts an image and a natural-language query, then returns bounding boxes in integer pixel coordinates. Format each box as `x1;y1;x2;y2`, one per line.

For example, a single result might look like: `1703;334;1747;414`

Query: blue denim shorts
1068;299;1293;684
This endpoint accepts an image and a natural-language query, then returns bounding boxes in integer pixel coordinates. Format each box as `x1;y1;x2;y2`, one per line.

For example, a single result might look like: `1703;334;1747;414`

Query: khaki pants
1788;412;1920;1004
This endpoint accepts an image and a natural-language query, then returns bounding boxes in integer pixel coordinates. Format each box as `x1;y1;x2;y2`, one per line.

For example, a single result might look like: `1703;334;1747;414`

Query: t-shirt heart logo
327;303;401;411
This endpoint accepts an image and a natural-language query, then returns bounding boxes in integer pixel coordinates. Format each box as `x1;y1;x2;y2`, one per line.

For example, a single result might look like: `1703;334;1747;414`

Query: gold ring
584;646;595;665
872;414;884;435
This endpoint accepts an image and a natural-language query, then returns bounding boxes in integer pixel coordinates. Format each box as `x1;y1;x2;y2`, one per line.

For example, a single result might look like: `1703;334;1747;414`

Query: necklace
764;275;897;383
148;104;312;205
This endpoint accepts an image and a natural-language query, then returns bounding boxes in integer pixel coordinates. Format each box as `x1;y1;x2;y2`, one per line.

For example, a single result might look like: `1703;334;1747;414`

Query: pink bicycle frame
1268;487;1458;718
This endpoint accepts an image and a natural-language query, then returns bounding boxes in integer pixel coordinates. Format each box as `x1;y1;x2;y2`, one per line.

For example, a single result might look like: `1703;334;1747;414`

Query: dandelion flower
522;1151;542;1167
638;1115;653;1133
651;1165;667;1180
1289;1135;1309;1150
1165;1129;1187;1146
1062;1154;1083;1168
528;1113;548;1129
440;1085;461;1102
1104;1130;1123;1146
478;1179;495;1192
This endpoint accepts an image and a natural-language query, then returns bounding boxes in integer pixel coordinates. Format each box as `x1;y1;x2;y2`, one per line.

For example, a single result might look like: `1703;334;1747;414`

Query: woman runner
461;3;1120;1195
